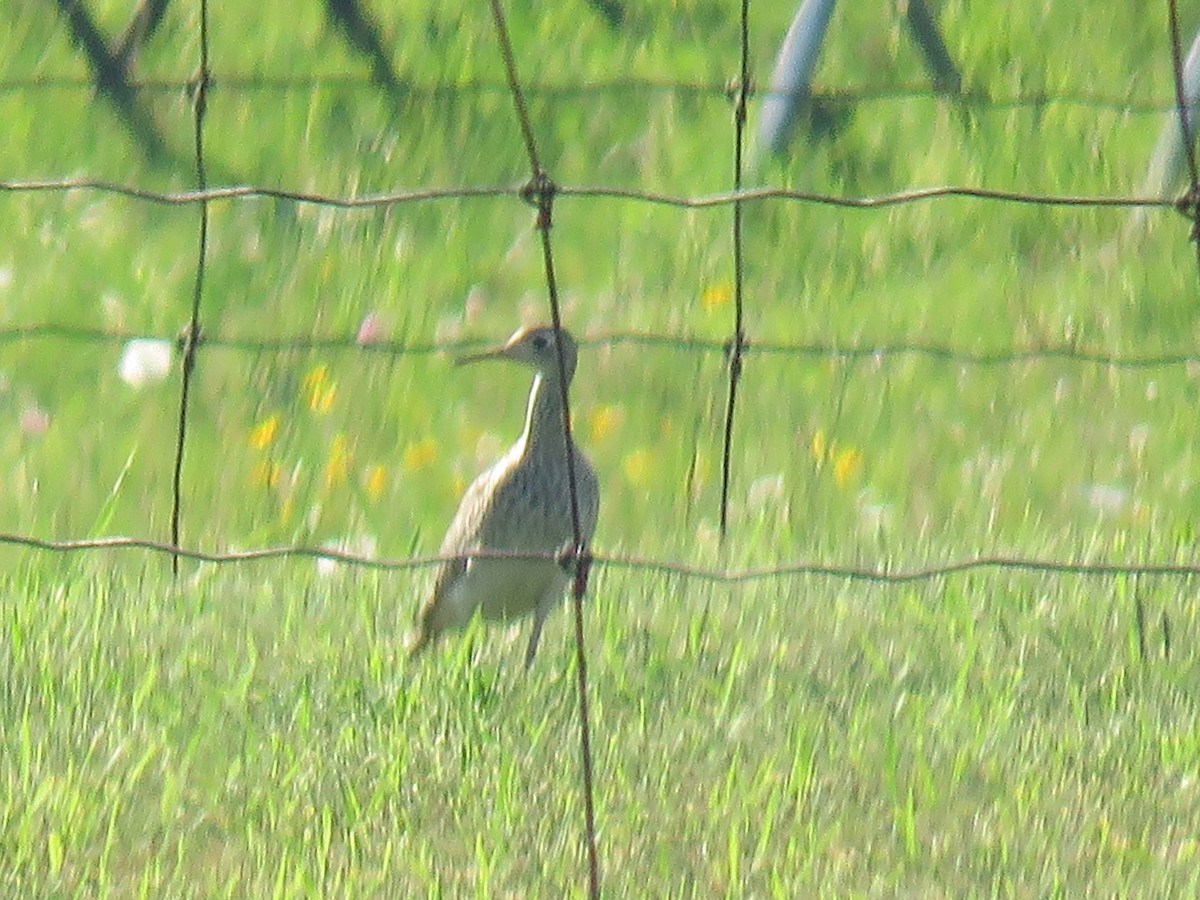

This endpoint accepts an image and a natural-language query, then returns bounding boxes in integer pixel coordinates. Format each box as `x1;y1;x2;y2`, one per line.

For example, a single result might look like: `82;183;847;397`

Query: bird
407;324;600;668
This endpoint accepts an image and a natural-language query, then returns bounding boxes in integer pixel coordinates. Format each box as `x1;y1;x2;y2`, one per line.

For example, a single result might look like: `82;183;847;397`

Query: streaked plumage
407;325;599;667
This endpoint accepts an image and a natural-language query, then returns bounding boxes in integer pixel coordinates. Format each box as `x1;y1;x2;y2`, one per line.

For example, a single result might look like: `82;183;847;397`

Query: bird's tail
405;625;431;659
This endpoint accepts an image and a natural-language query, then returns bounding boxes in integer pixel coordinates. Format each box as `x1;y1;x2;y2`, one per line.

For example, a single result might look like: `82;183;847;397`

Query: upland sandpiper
407;324;600;667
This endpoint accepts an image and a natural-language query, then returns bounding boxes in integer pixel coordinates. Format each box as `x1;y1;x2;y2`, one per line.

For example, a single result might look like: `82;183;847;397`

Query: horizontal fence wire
0;74;1192;113
0;178;1177;209
1;534;1197;583
4;324;1200;370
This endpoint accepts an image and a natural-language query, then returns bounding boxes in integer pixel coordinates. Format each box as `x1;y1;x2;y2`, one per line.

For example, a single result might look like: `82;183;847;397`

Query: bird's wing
576;451;601;542
423;464;506;610
586;458;601;538
420;449;597;615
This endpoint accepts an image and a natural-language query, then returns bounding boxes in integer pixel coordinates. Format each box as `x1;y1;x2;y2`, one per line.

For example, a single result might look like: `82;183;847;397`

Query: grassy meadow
3;0;1200;894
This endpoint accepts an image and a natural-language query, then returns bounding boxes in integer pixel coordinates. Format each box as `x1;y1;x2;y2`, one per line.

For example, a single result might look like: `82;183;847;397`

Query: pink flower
356;313;385;346
19;405;50;437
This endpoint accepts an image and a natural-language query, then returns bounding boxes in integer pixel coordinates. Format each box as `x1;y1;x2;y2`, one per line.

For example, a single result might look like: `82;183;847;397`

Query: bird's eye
531;334;548;350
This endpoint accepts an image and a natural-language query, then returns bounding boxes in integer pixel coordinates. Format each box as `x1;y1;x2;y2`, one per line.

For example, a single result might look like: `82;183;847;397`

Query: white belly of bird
445;555;568;625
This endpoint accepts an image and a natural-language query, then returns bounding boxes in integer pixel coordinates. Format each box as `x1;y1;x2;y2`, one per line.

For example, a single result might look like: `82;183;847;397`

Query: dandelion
248;414;280;450
402;437;438;473
312;384;337;414
810;429;863;488
304;365;337;414
588;404;622;442
833;448;863;487
701;282;732;310
623;447;655;486
363;464;388;500
325;433;352;488
303;365;328;389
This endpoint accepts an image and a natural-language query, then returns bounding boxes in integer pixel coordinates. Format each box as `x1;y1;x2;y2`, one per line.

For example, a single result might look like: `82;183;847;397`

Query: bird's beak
455;342;513;367
456;333;523;367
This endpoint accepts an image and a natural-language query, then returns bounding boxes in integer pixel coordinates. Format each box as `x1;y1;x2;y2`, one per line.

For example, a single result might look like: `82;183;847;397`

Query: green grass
3;0;1200;894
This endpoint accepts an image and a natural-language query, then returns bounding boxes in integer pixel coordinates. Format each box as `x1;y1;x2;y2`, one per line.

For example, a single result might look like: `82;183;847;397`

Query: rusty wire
168;0;212;576
717;0;751;542
3;533;1199;584
0;176;1173;210
6;323;1200;370
0;72;1194;113
486;0;599;895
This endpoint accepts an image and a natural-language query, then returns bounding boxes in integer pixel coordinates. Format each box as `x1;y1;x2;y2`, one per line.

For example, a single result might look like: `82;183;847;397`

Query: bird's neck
517;372;571;458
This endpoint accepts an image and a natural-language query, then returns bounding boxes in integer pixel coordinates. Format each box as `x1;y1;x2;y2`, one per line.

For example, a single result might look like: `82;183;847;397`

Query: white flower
118;339;173;388
1081;483;1129;516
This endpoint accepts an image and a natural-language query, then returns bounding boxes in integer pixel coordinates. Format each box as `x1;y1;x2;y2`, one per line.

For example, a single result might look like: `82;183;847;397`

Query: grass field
3;0;1200;895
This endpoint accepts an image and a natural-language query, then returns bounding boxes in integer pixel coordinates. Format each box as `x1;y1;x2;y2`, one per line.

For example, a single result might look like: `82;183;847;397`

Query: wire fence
6;532;1200;582
11;323;1200;368
4;0;1200;895
3;75;1199;115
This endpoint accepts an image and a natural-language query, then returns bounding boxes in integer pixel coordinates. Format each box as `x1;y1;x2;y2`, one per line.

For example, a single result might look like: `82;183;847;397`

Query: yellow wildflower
304;365;337;414
325;433;352;488
402;437;438;473
310;384;336;415
303;365;329;390
701;282;732;310
249;414;280;450
588;404;622;442
833;448;863;487
363;464;388;501
623;448;655;486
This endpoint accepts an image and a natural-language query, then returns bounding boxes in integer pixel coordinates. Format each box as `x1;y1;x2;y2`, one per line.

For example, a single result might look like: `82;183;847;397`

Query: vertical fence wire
486;1;600;896
718;0;752;540
169;0;212;574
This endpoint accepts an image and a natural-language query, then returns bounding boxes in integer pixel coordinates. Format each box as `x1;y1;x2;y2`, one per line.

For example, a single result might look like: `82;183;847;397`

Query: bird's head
457;324;579;382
